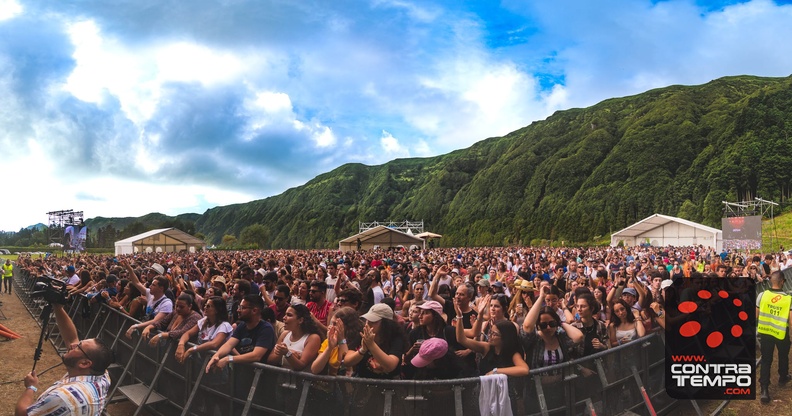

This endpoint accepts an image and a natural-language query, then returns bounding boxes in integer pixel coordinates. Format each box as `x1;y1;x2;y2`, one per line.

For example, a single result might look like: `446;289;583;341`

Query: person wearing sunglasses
521;285;583;372
17;303;115;416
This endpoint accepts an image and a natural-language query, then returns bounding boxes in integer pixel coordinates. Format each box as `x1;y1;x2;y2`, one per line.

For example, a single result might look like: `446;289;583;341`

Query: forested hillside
192;75;792;248
67;75;792;249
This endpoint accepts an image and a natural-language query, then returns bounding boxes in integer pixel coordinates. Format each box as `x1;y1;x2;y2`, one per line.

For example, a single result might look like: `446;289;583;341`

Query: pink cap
411;338;449;368
417;300;443;315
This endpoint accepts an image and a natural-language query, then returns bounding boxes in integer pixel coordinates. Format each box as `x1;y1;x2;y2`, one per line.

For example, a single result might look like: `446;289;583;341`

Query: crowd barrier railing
13;268;685;416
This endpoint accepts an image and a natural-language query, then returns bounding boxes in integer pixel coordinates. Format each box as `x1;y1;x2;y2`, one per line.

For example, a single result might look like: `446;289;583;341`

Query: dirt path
0;291;64;415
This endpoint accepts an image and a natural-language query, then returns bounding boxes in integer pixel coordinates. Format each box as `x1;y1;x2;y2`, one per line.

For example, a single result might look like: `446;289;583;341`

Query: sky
2;0;792;232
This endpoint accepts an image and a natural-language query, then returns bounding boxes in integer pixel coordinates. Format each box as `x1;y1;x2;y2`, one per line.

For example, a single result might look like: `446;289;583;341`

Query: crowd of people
13;244;788;410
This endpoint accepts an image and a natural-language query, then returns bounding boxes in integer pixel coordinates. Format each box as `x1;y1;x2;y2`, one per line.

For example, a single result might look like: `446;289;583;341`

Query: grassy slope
763;211;792;252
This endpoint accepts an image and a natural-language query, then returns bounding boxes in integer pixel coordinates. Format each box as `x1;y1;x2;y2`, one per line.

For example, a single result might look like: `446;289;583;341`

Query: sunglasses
538;321;559;329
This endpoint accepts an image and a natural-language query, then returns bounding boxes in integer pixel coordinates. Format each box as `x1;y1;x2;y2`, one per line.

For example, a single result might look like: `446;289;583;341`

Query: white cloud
0;0;22;21
380;130;408;156
371;0;441;23
4;0;792;233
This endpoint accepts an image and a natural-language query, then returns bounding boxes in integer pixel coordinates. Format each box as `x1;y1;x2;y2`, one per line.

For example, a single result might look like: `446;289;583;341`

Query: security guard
756;270;792;403
2;259;12;294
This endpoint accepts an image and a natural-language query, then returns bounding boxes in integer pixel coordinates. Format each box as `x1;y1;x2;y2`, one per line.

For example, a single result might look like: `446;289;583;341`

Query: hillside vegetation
191;75;792;248
8;75;790;250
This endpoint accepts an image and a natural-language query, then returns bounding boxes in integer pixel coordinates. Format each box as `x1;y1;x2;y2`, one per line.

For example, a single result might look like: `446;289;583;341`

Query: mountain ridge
41;74;792;249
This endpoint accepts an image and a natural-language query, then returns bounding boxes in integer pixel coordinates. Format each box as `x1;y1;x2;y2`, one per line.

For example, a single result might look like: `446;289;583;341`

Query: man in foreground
16;302;115;415
757;270;792;404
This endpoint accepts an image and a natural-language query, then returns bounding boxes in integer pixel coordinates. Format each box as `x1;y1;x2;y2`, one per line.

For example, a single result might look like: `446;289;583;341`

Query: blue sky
2;0;792;232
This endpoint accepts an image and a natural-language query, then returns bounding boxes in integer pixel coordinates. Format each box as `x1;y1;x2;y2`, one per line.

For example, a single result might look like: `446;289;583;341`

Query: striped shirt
27;372;111;416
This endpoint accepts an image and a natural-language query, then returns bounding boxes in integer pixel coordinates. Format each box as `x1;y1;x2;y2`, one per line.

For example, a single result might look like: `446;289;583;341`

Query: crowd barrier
13;268;691;416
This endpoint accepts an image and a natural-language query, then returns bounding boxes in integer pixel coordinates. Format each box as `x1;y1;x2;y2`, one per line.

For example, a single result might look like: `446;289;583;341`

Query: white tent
339;226;424;251
114;228;206;255
610;214;722;251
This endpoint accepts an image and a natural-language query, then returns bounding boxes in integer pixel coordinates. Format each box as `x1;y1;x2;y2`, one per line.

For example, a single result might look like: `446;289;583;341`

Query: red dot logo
707;331;723;348
731;325;743;337
675;282;749;349
678;301;698;314
680;321;701;337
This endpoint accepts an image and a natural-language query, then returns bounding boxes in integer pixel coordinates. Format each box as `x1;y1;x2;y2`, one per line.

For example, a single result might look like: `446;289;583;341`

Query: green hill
192;75;792;248
32;75;792;250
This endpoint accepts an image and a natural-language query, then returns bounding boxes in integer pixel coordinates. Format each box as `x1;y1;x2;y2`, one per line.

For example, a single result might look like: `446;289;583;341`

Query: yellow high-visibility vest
758;290;792;340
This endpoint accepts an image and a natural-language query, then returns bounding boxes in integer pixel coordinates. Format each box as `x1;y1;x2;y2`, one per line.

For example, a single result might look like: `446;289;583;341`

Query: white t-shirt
145;289;173;316
325;275;338;303
67;274;80;286
196;317;233;344
372;285;385;305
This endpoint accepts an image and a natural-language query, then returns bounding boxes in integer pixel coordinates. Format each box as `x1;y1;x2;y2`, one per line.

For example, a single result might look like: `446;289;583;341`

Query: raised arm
121;259;146;296
454;299;488;355
523;285;547;333
428;265;447;305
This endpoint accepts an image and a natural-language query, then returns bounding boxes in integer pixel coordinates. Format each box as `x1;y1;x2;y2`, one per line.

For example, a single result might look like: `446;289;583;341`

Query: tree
239;224;270;249
221;234;237;248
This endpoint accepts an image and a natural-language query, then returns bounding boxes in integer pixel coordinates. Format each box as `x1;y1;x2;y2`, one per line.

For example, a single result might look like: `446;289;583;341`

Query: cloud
0;0;22;21
3;0;792;231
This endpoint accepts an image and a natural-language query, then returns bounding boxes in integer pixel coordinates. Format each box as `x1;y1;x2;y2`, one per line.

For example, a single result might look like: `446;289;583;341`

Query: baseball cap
492;281;504;289
660;280;673;290
622;287;638;297
477;280;490;287
211;275;227;285
361;303;394;322
66;265;76;273
417;300;443;315
411;338;449;368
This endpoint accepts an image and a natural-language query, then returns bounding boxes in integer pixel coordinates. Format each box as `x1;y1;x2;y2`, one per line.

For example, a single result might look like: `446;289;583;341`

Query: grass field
763;211;792;252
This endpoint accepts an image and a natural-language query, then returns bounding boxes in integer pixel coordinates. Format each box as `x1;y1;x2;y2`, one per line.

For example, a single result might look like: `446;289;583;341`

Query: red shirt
307;300;332;326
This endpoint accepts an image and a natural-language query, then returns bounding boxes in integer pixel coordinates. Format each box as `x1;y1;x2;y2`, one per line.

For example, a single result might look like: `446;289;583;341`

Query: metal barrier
14;268;680;416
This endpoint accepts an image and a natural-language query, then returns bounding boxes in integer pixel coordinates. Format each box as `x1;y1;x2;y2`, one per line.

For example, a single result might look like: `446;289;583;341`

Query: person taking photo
16;302;115;416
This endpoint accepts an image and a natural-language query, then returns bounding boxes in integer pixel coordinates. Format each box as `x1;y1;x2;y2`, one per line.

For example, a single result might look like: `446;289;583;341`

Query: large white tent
610;214;722;250
339;226;424;251
114;228;206;255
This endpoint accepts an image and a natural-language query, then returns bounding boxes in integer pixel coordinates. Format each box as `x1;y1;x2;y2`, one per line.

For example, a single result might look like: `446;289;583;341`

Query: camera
32;276;70;305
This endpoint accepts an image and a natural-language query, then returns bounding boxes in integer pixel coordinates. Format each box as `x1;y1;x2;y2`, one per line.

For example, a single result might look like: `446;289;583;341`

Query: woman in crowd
405;303;422;332
268;304;322;371
476;293;517;341
401;282;426;315
392;275;407;313
454;298;529;376
67;270;93;294
108;280;146;320
404;301;459;378
291;280;310;305
143;293;203;347
311;307;362;376
522;285;583;371
608;299;645;347
508;287;532;327
592;286;609;322
343;303;407;380
175;296;232;363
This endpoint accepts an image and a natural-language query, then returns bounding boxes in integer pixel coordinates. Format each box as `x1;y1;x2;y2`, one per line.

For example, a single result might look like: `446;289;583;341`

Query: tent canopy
610;214;722;250
415;232;442;239
115;228;206;255
339;226;424;251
